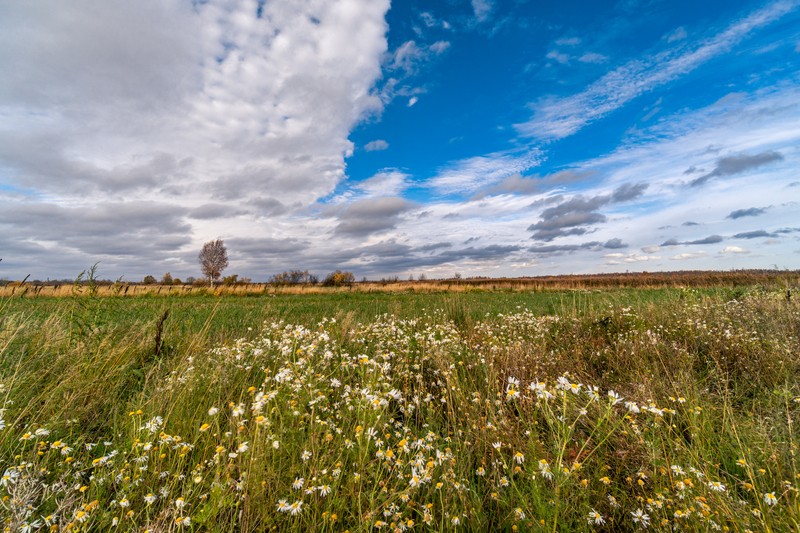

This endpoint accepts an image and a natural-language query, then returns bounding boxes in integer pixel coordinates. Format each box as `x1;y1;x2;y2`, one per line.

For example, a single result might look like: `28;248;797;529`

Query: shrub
322;270;355;287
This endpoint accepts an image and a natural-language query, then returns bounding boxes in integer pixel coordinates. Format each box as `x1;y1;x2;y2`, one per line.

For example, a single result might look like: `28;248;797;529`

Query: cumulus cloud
418;242;453;252
604;238;627;249
719;246;749;254
227;237;310;258
0;201;192;262
293;240;520;277
690;151;784;186
546;50;570;64
529;239;628;255
247;197;291;217
688;235;724;245
670;251;708;260
661;235;723;246
727;207;767;219
364;140;390;151
733;230;776;239
528;183;648;241
332;197;416;236
429;40;451;54
189;204;247;220
437;244;521;262
355;171;410;197
604;252;660;265
578;52;608;64
471;0;494;22
2;0;798;281
0;3;200;114
0;0;391;276
611;182;649;202
473;170;590;199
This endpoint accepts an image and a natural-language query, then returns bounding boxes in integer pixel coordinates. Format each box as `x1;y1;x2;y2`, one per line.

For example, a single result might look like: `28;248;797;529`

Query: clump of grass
0;287;798;531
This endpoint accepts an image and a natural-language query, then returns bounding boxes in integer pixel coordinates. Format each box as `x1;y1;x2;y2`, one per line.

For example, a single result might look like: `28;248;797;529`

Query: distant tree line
1;240;366;288
139;269;356;287
269;270;318;285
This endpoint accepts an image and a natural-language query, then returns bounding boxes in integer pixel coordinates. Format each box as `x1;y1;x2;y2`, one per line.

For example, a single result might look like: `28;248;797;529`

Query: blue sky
0;0;798;281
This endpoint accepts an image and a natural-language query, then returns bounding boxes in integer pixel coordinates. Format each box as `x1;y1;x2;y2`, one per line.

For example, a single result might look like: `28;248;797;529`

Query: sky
1;0;799;282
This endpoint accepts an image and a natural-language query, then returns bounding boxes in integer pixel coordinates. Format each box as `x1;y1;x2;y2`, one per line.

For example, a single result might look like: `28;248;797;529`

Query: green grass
1;286;798;531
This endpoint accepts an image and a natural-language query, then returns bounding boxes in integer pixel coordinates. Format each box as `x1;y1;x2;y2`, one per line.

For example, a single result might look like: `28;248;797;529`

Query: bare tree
198;239;229;286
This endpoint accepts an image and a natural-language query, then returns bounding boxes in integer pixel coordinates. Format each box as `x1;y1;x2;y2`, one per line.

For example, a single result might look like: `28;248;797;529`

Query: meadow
1;278;798;531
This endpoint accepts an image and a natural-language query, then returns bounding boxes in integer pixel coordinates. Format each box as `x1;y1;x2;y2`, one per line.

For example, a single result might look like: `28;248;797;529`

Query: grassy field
1;282;798;531
2;269;796;298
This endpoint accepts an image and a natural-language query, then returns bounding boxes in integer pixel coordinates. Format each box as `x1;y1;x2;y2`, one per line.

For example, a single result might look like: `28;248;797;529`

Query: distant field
1;278;798;531
2;269;798;298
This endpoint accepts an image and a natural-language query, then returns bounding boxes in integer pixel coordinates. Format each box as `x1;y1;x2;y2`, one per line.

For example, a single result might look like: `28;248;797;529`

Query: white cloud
664;26;688;43
364;140;390;151
2;0;797;281
392;40;426;74
418;12;451;31
546;50;570;64
0;2;201;114
670;252;709;260
605;252;660;264
420;12;438;28
430;40;451;54
386;40;449;90
720;246;749;254
408;96;419;107
516;0;799;140
555;37;582;46
0;0;391;275
471;0;494;22
356;171;410;197
428;150;543;196
329;78;800;278
578;52;608;64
